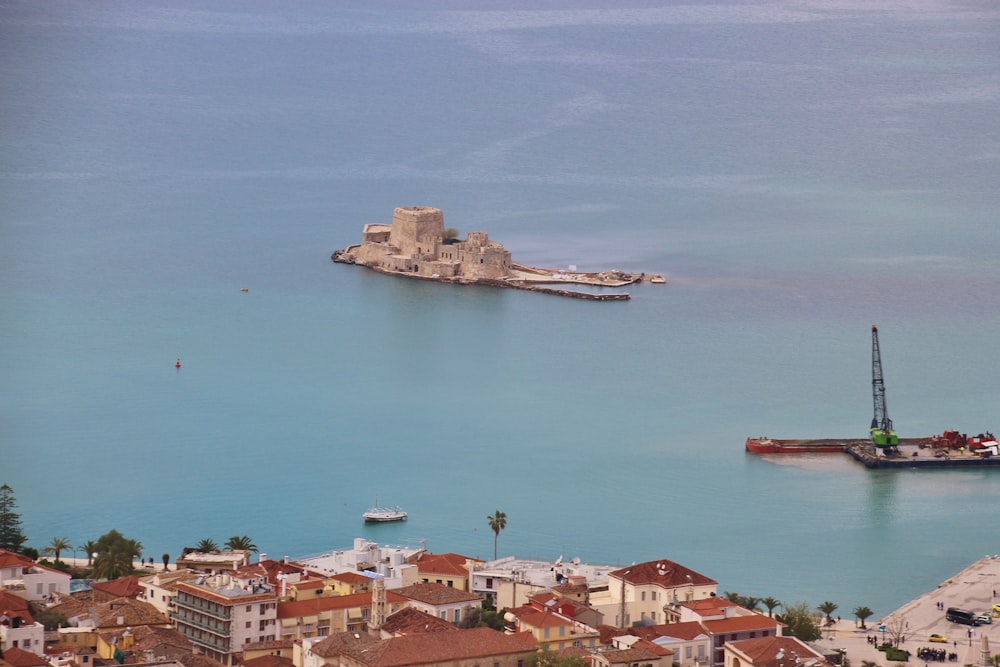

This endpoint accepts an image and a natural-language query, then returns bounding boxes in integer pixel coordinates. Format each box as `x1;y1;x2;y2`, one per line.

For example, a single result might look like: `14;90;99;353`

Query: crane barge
869;324;899;451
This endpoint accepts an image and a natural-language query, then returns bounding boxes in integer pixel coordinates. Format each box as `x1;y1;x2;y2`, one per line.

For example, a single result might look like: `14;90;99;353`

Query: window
641;591;646;601
486;578;493;589
447;580;453;587
454;609;460;623
686;647;692;659
544;628;550;639
246;622;251;629
652;591;657;601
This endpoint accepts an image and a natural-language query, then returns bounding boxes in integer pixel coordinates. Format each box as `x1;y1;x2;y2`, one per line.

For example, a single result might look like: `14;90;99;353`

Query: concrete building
0;549;71;603
470;555;614;610
296;539;420;590
406;552;481;592
595;558;719;628
725;635;832;667
171;571;278;666
504;601;601;652
342;206;514;281
0;590;44;655
275;590;408;639
392;582;482;626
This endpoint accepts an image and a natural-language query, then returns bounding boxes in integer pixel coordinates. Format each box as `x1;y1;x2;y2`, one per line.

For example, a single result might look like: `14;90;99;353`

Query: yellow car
993;603;1000;615
928;634;948;643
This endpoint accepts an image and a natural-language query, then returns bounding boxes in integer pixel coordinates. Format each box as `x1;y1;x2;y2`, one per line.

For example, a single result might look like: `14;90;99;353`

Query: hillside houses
1;541;811;667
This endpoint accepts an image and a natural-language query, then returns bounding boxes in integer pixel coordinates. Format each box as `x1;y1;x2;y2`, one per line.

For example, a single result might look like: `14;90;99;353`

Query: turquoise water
2;1;999;616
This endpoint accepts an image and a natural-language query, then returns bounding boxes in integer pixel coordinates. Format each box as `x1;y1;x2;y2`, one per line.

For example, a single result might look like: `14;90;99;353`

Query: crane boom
870;325;899;448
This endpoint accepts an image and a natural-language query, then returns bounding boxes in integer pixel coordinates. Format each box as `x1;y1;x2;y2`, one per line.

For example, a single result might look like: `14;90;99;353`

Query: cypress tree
0;484;28;552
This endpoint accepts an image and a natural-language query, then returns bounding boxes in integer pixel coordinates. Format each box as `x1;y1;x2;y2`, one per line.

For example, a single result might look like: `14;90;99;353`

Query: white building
0;549;71;603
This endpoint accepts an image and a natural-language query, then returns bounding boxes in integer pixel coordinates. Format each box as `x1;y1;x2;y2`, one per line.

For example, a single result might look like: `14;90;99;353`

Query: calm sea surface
2;0;999;616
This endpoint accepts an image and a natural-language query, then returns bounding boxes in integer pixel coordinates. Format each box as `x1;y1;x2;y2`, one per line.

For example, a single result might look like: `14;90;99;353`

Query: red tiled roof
0;647;47;667
633;620;709;641
92;575;141;598
0;590;34;624
243;655;294;667
329;571;370;584
406;552;480;577
680;597;740;613
393;582;481;605
312;627;535;666
0;549;70;578
380;607;459;635
277;590;407;619
610;558;717;588
728;635;829;667
95;597;169;628
703;613;781;633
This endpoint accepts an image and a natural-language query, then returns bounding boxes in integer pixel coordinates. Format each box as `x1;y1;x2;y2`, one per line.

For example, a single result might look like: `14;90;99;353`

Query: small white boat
363;501;407;522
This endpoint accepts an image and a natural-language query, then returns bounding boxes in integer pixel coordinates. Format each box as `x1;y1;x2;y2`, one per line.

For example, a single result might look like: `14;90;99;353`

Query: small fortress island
332;206;664;300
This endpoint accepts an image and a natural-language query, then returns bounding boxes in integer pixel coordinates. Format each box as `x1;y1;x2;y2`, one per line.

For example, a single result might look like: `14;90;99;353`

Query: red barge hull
745;437;856;454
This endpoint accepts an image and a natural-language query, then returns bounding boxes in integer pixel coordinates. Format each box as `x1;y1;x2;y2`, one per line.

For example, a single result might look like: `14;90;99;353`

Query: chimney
260;553;268;563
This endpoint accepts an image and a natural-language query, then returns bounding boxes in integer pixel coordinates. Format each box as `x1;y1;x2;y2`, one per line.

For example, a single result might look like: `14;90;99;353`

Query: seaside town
2;490;1000;667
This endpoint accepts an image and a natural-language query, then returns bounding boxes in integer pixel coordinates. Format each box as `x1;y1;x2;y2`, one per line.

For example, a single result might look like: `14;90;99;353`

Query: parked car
993;603;1000;615
978;614;992;624
928;634;948;643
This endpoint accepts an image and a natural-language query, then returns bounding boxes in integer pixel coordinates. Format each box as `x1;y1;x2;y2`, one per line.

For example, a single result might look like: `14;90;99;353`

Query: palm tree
487;510;507;560
761;597;782;618
91;548;134;581
224;535;258;553
79;540;99;566
818;601;839;625
162;553;170;571
195;538;218;552
43;537;72;562
853;605;874;629
743;596;761;611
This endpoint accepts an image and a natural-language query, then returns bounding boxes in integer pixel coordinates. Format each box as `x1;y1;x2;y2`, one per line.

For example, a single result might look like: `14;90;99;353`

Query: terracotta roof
0;648;47;667
633;620;709;641
681;597;740;614
0;549;70;578
405;552;480;577
507;605;571;630
310;627;535;665
92;575;142;599
128;625;192;652
380;607;458;636
702;613;780;633
602;645;663;664
728;635;830;667
242;655;294;667
176;652;228;667
290;579;325;590
329;572;370;585
0;590;35;624
277;590;407;619
610;558;717;588
95;597;169;628
393;582;481;605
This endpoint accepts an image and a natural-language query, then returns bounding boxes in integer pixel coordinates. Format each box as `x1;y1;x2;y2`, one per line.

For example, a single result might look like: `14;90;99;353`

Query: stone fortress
332;206;664;300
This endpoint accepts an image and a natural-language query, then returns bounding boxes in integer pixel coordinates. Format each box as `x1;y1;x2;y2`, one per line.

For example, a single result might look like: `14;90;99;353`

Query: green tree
162;553;170;570
90;530;143;580
854;605;874;629
487;510;507;560
743;596;761;611
776;601;822;642
79;540;99;566
43;537;72;563
195;538;219;552
761;596;782;618
224;535;258;553
0;484;28;552
527;649;588;667
34;608;69;631
818;600;839;625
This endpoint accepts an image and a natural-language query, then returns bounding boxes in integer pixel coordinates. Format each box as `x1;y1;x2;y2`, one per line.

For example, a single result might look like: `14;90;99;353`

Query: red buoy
175;358;182;368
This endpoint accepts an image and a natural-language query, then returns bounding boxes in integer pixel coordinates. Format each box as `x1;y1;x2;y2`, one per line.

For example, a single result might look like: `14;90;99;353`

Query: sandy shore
822;556;1000;666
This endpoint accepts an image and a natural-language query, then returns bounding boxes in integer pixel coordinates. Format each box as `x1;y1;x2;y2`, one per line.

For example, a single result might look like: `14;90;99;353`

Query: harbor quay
824;556;1000;667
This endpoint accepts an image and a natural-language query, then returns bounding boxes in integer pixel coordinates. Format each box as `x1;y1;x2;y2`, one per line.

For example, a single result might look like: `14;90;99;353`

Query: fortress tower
388;206;445;257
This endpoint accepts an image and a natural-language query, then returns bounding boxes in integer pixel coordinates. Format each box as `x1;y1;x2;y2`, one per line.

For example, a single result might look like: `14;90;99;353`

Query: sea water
2;0;999;616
